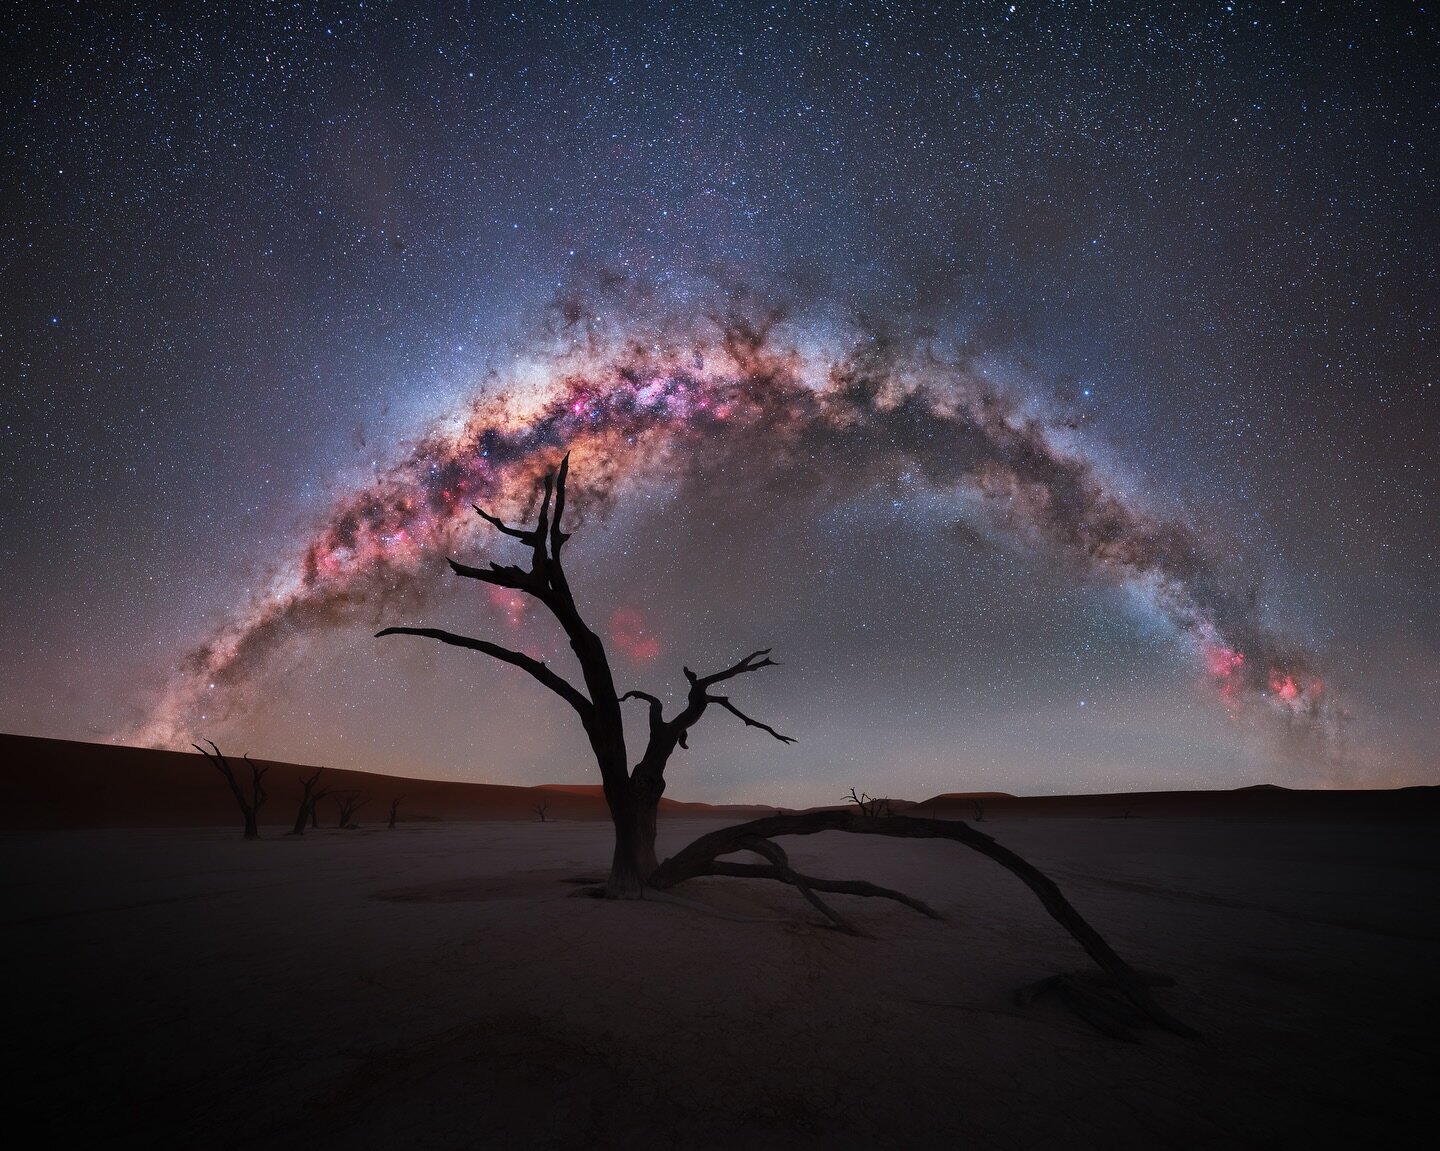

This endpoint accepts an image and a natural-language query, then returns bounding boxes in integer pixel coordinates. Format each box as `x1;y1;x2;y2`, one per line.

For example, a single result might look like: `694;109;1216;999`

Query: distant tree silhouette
844;788;892;818
194;739;268;839
532;799;551;822
387;795;403;829
972;799;986;822
378;454;792;898
334;791;366;829
289;767;326;836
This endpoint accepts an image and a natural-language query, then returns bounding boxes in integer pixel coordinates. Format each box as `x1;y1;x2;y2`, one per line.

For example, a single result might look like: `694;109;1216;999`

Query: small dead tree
844;788;892;818
289;767;326;836
194;739;268;839
334;791;367;829
387;795;403;829
972;799;986;822
533;799;551;822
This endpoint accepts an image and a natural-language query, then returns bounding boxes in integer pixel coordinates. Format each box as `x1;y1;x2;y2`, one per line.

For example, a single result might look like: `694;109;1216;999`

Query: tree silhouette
377;453;791;897
289;766;326;836
844;788;892;818
334;791;366;829
194;739;268;839
374;456;1196;1038
387;795;403;829
532;799;551;822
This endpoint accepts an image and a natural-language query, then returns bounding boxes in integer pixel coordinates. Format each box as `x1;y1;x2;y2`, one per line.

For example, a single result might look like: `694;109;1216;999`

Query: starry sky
2;2;1435;805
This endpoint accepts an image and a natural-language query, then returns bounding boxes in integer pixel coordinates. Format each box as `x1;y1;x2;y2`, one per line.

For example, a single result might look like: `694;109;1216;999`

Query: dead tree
972;799;986;822
372;457;1195;1037
533;799;551;822
334;791;367;829
194;740;268;839
289;767;326;836
387;796;403;829
377;453;792;898
844;788;892;818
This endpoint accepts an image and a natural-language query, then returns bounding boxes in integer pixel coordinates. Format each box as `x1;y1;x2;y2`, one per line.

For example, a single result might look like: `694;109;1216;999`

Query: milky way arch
135;301;1341;757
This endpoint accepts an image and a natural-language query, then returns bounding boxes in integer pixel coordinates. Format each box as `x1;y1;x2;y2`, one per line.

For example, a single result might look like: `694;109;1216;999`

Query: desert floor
6;814;1438;1149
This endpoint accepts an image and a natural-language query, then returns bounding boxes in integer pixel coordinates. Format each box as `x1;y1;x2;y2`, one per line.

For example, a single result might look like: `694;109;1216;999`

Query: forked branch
625;647;792;773
684;648;779;690
194;739;268;839
619;689;666;731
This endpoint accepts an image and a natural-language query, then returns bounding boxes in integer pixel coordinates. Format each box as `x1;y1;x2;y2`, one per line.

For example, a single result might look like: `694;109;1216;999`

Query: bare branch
620;689;666;730
549;452;573;558
531;471;554;570
689;648;779;689
446;557;537;593
193;739;231;779
375;626;592;717
735;835;863;935
705;861;941;919
194;740;244;802
471;503;532;540
708;695;796;744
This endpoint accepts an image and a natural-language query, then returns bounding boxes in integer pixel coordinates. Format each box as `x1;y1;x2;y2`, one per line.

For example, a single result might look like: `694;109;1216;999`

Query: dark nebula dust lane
136;295;1342;760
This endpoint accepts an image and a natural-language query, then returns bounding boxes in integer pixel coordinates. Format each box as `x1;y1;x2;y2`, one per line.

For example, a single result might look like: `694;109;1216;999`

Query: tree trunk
243;810;259;839
603;772;663;897
604;793;645;898
291;803;309;836
634;798;660;876
632;771;663;878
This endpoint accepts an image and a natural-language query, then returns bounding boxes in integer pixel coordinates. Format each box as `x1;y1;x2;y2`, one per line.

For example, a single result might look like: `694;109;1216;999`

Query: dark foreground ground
6;813;1439;1149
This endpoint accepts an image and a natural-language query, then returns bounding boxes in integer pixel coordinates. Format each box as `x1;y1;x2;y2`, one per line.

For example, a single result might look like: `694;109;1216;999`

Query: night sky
2;3;1435;805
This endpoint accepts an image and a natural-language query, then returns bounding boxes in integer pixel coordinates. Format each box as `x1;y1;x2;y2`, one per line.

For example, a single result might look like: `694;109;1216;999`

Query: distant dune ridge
3;732;1436;831
0;733;777;830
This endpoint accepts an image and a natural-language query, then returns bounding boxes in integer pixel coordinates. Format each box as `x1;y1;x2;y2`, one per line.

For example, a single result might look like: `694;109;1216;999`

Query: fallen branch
652;810;1199;1039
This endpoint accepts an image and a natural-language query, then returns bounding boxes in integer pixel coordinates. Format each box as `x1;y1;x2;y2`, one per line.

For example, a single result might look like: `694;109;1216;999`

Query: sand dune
7;732;1434;832
0;733;776;830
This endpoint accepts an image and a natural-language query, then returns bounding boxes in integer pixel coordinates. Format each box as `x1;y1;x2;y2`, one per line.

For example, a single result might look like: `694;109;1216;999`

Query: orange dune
0;733;776;830
4;731;1435;831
